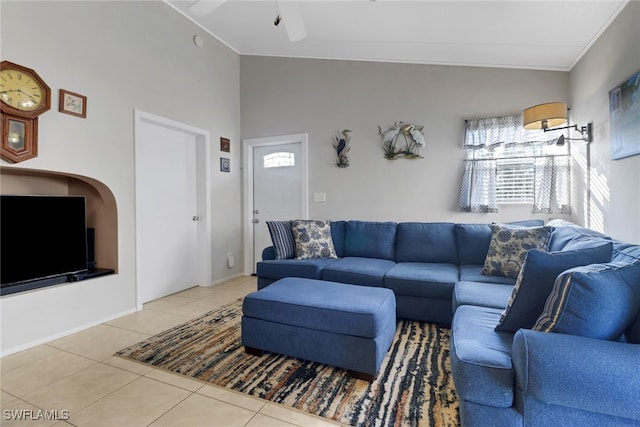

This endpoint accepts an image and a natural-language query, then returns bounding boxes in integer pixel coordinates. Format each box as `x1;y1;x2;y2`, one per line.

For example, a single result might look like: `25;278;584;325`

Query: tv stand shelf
69;268;115;282
0;269;115;296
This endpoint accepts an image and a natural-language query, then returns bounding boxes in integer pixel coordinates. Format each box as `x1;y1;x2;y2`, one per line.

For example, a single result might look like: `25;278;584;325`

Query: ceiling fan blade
278;1;307;42
188;0;227;16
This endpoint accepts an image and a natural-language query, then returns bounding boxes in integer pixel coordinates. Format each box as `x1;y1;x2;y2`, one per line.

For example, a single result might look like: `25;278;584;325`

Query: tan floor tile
63;327;150;362
201;292;244;307
101;356;154;375
105;309;191;335
149;393;255;427
260;403;341;427
143;294;192;312
1;351;95;398
145;369;204;392
0;345;61;374
1;390;18;406
214;277;257;295
246;413;299;427
167;299;221;318
197;384;265;412
0;398;63;427
47;325;118;351
69;377;190;427
172;286;217;300
22;363;139;413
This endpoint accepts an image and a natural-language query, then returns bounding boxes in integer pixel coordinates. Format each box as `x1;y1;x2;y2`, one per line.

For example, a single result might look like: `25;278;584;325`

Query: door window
264;152;295;168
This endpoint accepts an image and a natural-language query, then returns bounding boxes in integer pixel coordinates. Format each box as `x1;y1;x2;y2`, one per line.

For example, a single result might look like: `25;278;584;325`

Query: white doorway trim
242;133;308;275
134;110;212;310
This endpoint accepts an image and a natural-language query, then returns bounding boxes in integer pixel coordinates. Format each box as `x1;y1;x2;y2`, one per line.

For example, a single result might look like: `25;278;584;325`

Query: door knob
251;219;259;224
192;216;200;221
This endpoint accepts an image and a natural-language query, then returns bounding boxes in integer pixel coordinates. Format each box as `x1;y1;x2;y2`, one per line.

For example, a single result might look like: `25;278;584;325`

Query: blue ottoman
241;277;396;381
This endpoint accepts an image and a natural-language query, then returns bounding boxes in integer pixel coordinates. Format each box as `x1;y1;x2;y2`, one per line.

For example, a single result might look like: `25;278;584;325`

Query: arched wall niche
1;166;118;273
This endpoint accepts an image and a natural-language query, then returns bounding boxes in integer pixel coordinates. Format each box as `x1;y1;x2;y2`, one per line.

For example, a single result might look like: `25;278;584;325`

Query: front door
244;134;308;274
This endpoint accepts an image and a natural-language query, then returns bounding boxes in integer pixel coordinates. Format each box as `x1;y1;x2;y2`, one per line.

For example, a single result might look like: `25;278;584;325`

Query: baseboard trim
0;307;138;358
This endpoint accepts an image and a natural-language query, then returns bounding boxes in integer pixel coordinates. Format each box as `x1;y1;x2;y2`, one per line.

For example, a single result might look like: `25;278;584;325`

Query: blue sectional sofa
256;219;640;426
258;220;535;325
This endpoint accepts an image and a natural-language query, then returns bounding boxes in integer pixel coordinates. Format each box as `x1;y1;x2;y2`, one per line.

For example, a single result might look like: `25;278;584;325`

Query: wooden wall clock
0;61;51;163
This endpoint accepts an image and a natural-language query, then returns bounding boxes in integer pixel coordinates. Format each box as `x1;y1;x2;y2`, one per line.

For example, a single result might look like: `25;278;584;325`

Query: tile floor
1;276;341;427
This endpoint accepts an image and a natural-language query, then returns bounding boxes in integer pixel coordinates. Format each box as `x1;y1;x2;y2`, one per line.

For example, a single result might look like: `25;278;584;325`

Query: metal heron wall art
378;121;426;159
333;129;351;168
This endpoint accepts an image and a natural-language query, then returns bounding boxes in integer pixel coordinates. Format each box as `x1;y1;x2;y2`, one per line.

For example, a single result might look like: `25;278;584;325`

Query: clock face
0;68;45;112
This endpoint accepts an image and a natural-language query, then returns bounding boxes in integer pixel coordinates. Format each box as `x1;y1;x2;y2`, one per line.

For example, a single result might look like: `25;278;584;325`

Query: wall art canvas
220;157;230;172
610;70;640;160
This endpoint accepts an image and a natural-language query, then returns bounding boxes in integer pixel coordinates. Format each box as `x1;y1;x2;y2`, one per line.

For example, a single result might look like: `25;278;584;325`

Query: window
457;114;570;213
264;152;295;168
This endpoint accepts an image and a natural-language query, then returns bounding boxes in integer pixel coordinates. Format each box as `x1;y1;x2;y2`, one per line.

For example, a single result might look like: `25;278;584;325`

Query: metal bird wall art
333;129;351;168
378;121;426;159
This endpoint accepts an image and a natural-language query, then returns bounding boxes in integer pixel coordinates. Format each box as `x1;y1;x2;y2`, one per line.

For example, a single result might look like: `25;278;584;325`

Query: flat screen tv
1;195;88;293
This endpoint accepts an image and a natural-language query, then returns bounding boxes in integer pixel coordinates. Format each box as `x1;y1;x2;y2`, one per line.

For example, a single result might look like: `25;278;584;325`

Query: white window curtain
457;159;498;213
457;114;571;214
533;155;571;214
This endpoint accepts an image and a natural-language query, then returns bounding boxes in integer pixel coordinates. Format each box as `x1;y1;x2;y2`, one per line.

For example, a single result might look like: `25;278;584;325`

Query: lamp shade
523;102;568;130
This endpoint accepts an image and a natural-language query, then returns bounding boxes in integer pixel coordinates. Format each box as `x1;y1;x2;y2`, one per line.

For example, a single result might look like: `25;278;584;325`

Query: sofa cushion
266;220;295;260
330;220;347;258
290;220;338;259
395;222;457;263
451;305;515;407
257;258;338;281
496;243;614;333
481;223;552;279
547;219;611;251
321;257;396;287
533;261;640;340
458;265;517;285
455;220;544;265
344;221;397;261
612;242;640;264
452;281;514;312
384;262;458;299
560;235;612;252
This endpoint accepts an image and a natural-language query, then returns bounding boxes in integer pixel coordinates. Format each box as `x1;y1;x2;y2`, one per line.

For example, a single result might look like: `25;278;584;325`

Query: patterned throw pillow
266;221;295;260
495;243;613;333
291;220;338;259
533;261;640;340
481;223;553;278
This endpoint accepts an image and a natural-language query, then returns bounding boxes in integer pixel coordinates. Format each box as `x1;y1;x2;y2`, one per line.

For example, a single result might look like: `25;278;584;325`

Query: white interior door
243;134;308;274
135;112;209;304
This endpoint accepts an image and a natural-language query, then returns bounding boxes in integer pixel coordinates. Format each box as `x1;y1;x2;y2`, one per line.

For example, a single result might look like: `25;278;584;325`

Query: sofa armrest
262;246;276;261
512;329;640;421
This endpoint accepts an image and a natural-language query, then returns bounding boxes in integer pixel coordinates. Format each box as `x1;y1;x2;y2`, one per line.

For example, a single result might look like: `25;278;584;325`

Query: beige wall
570;1;640;244
1;1;241;354
241;57;570;224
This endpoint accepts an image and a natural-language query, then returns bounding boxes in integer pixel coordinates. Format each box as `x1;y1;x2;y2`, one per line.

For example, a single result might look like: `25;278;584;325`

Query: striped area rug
115;299;459;426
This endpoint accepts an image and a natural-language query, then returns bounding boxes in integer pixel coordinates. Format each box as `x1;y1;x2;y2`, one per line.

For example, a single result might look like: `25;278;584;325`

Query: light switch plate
313;192;327;202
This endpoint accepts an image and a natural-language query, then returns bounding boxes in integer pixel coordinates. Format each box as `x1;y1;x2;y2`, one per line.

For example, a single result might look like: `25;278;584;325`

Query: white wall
0;1;241;355
241;57;571;224
569;1;640;244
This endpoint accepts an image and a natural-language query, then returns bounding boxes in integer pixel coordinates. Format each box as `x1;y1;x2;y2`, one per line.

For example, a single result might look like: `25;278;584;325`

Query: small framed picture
220;137;230;152
220;157;230;172
59;89;87;118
